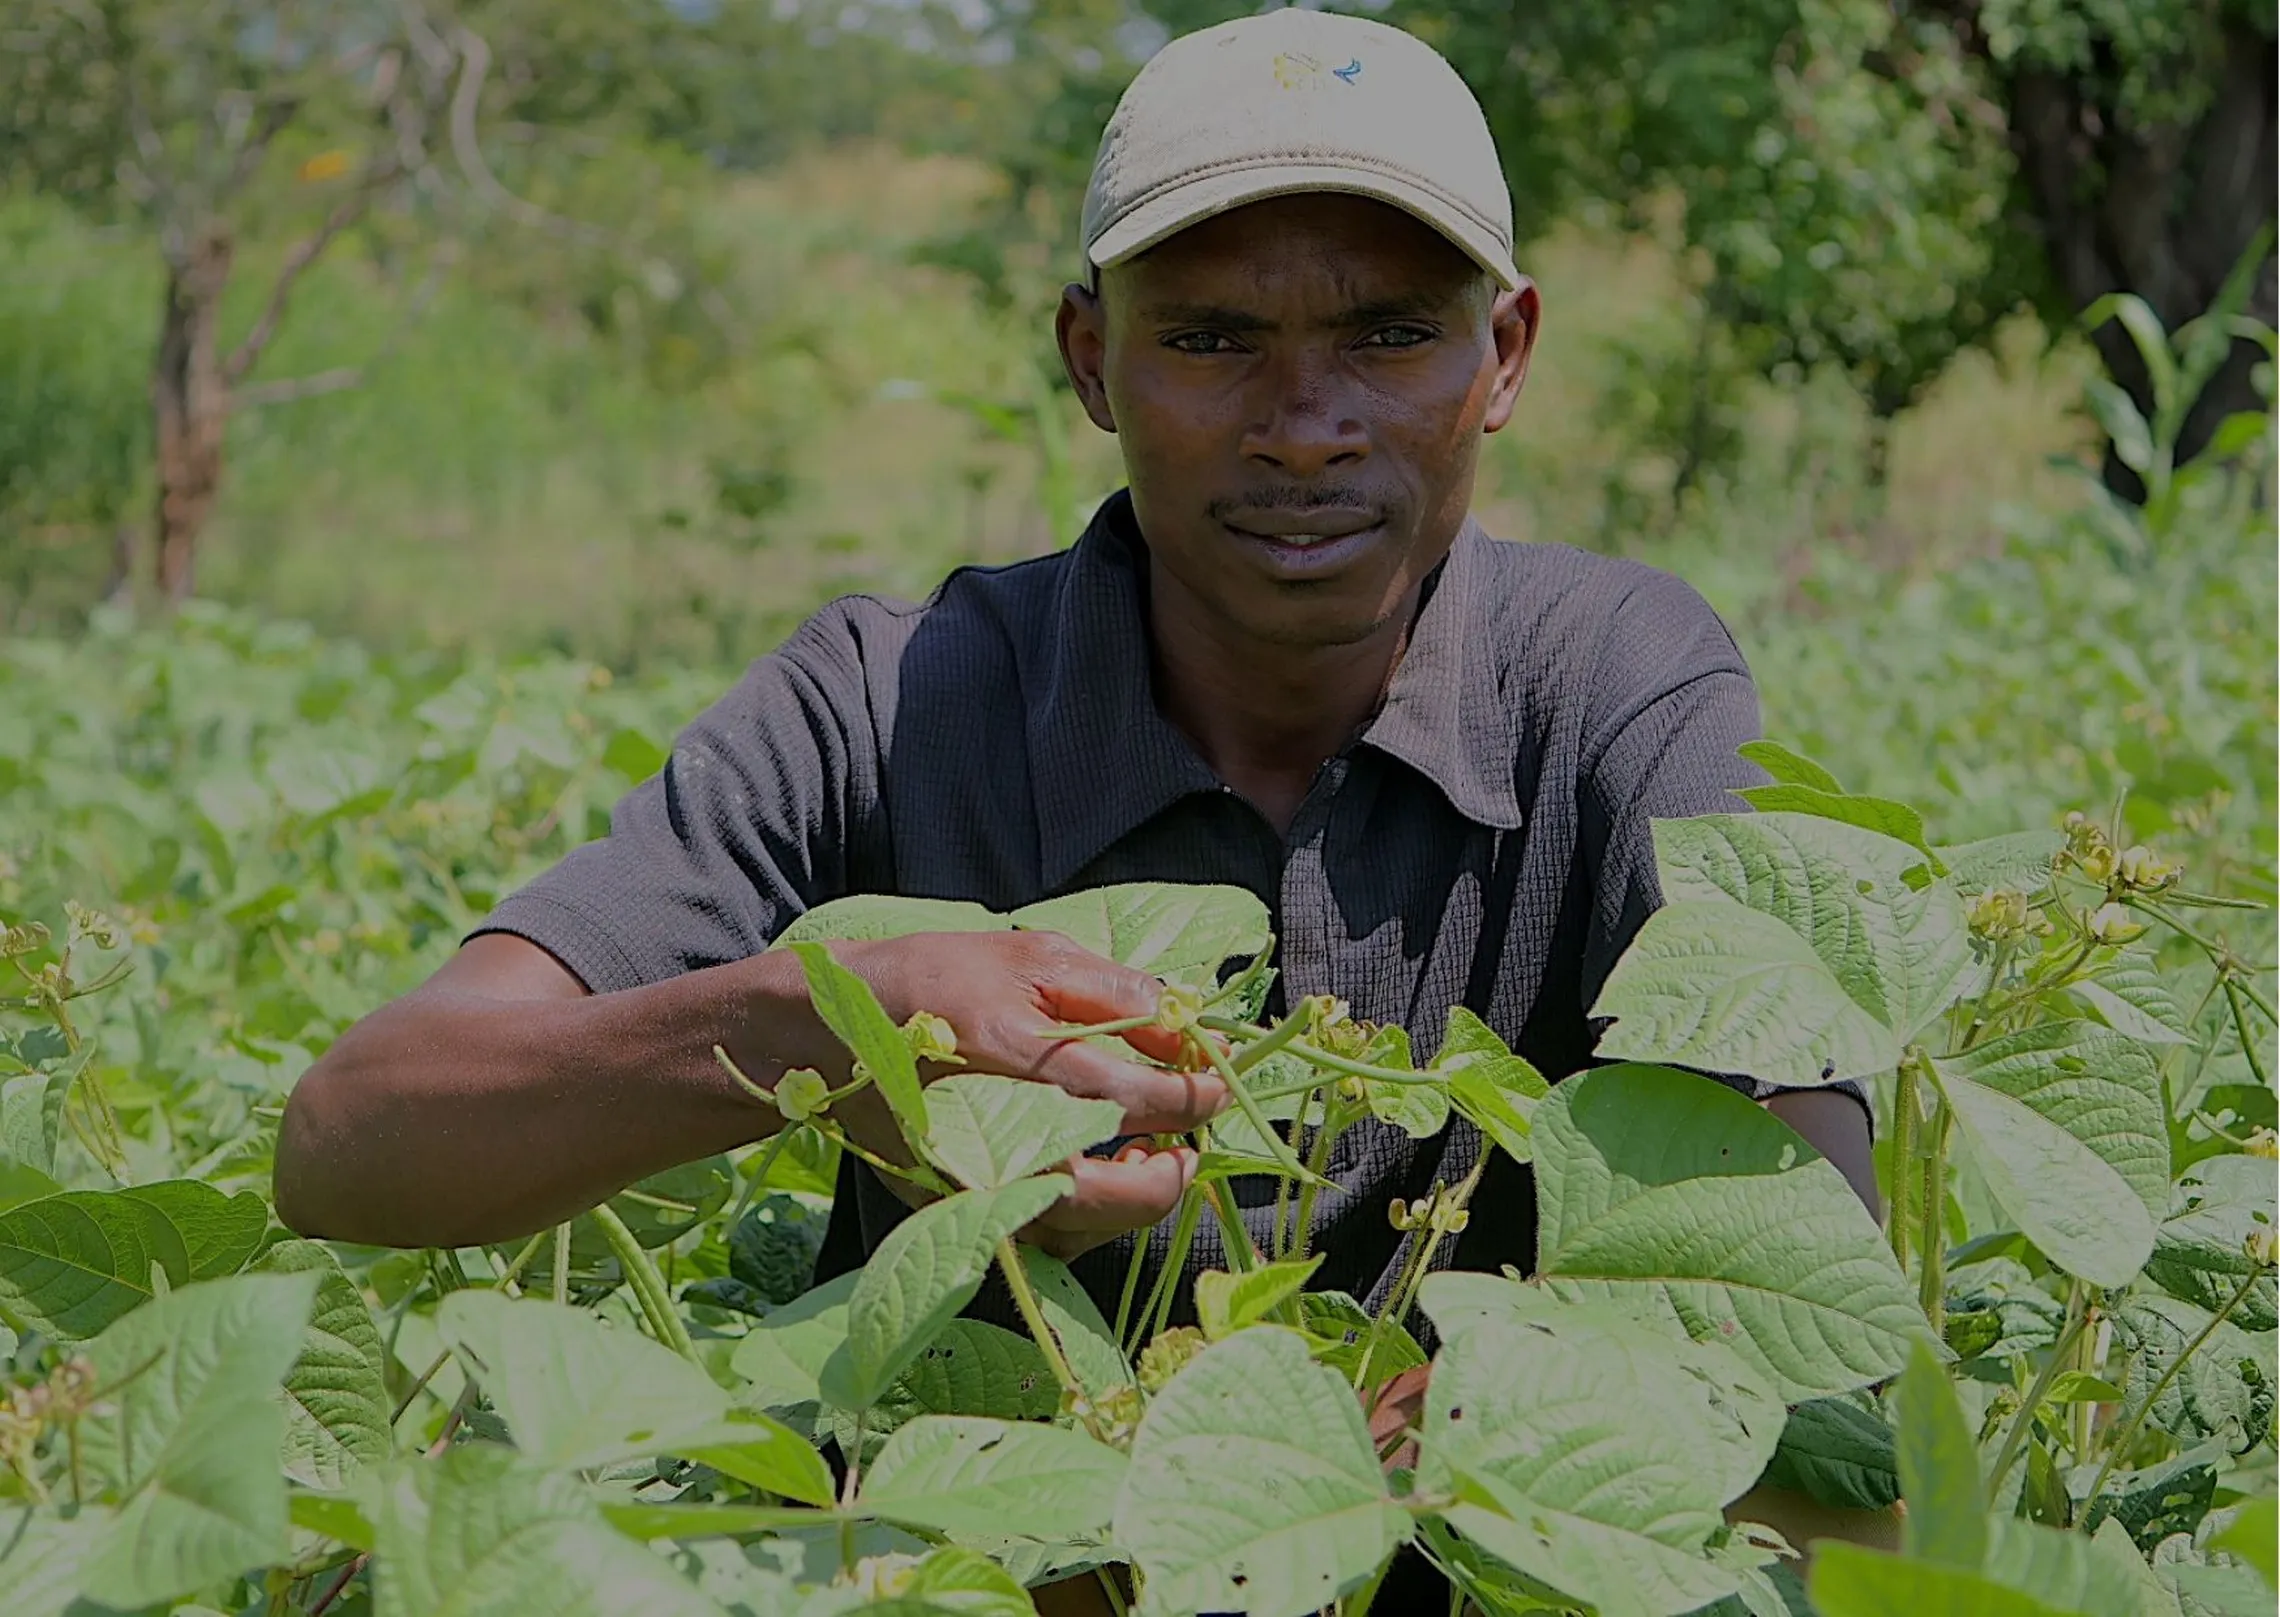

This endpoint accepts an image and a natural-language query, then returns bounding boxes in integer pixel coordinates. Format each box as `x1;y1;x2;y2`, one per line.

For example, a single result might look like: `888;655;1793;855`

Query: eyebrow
1138;292;1456;331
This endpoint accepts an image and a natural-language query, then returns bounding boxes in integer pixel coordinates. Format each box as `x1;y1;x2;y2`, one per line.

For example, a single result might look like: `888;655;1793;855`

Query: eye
1358;323;1438;350
1162;330;1244;355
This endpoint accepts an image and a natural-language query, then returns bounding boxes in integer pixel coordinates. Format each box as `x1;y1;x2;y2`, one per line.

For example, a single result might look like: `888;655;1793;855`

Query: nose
1239;351;1369;478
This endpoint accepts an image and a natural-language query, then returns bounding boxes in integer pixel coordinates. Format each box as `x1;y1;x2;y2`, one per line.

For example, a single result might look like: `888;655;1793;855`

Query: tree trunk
151;224;235;604
1997;16;2277;501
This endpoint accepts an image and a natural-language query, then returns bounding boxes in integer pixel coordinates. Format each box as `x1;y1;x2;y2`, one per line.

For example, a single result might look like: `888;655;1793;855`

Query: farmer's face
1057;193;1538;650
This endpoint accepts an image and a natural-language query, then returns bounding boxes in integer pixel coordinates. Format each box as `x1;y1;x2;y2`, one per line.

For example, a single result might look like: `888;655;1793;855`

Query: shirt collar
1025;495;1522;892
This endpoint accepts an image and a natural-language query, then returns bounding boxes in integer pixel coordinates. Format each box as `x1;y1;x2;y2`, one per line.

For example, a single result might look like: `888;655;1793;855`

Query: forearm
274;950;837;1248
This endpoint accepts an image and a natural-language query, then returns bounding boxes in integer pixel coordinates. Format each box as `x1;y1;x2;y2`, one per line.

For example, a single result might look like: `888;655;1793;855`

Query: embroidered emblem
1332;57;1362;83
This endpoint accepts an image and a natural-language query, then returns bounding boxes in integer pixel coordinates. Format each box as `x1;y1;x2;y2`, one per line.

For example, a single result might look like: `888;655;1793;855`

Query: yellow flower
772;1067;831;1123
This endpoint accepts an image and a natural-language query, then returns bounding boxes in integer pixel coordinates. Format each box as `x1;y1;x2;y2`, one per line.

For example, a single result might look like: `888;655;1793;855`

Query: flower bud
1388;1197;1419;1232
901;1010;960;1065
771;1067;831;1123
2076;842;2118;886
1137;1326;1209;1393
2246;1129;2278;1161
2245;1227;2277;1270
2084;903;2146;946
2115;845;2180;893
1156;984;1205;1034
1968;889;2036;943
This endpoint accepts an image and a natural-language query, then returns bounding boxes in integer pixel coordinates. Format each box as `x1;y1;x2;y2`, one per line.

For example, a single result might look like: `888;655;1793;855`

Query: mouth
1220;510;1386;572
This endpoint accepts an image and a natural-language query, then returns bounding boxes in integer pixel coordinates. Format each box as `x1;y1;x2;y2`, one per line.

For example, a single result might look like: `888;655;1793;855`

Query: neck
1146;562;1419;836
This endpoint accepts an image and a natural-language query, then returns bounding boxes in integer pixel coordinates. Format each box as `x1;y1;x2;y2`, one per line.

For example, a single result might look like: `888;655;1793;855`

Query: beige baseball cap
1081;8;1519;290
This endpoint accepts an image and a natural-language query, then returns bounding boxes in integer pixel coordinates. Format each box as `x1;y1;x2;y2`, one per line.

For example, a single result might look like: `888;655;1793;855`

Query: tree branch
221;160;399;387
229;240;448;410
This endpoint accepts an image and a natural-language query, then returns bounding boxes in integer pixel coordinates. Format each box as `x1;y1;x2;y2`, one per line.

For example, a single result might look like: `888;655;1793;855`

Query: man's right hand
824;930;1231;1259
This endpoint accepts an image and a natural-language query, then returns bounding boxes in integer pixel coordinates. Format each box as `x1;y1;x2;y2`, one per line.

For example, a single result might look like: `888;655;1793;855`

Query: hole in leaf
1448;1405;1464;1422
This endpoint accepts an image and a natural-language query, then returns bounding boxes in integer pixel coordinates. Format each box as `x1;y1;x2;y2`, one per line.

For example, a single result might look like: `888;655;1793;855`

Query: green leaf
439;1291;766;1470
897;1545;1041;1615
1299;1290;1426;1384
496;1157;735;1281
677;1413;838;1508
1735;784;1938;867
2210;1495;2277;1588
1415;1285;1778;1616
77;1271;317;1610
1195;1254;1322;1341
773;894;1009;947
1939;1023;2166;1288
861;1415;1126;1539
2081;1444;2224;1551
1894;1341;1985;1570
730;1270;857;1435
1808;1543;2075;1617
786;940;927;1142
920;1074;1121;1189
2110;1298;2274;1450
822;1175;1070;1410
372;1443;729;1617
727;1194;829;1308
2143;1154;2270;1331
1738;740;1845;794
1351;1023;1448;1140
1017;1245;1131;1399
1759;1397;1899;1510
1436;1006;1546;1164
1009;882;1271;989
1938;832;2064;895
1531;1065;1925;1400
0;1066;71;1176
256;1238;392;1489
1593;900;1904;1086
601;726;668;783
0;1155;60;1212
0;1506;109;1617
1114;1327;1408;1615
830;1317;1068;1465
290;1488;378;1551
2086;377;2156;473
0;1179;267;1339
2070;953;2194;1046
2041;1371;2125;1404
1650;812;1973;1041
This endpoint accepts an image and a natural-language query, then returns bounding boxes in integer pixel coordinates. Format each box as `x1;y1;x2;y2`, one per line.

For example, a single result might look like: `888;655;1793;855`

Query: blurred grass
1;142;2106;669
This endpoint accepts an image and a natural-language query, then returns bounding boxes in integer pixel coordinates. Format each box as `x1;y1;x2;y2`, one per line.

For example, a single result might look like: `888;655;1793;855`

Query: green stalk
1201;1037;1318;1183
1288;1096;1354;1263
1202;1179;1259;1273
1113;1222;1152;1346
2078;1268;2262;1524
2223;976;2271;1088
1134;1185;1206;1353
997;1237;1086;1410
1888;1058;1919;1272
1918;1100;1951;1331
590;1202;697;1363
1985;1281;2091;1504
1356;1153;1489;1391
494;1230;548;1294
1225;1005;1315;1074
551;1221;572;1304
1273;1084;1321;1259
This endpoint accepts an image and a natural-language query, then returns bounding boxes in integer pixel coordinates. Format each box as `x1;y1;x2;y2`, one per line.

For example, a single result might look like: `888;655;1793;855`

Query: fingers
1014;935;1228;1130
1029;945;1191;1068
1020;1144;1195;1261
1032;1035;1228;1134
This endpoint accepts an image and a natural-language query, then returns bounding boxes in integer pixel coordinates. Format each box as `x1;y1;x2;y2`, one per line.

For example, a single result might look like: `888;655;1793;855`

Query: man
277;5;1878;1597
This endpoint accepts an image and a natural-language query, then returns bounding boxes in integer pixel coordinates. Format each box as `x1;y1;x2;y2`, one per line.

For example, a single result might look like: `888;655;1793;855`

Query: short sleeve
1577;574;1872;1120
468;608;876;993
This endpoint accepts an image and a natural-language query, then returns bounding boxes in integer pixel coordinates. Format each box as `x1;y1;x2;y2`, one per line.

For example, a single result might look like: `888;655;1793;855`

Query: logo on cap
1271;51;1362;89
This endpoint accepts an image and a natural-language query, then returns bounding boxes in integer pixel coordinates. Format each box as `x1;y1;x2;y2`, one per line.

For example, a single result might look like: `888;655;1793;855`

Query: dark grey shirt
475;491;1834;1320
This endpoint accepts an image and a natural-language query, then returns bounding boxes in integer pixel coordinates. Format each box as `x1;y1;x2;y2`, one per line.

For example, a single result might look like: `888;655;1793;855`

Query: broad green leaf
372;1444;728;1617
1737;740;1844;794
1592;901;1905;1087
1418;1272;1784;1505
1300;1290;1426;1384
604;1500;836;1541
1196;1254;1321;1341
921;1074;1121;1189
2145;1156;2277;1333
290;1488;378;1551
1808;1543;2075;1617
2162;1562;2270;1617
727;1193;829;1307
1938;832;2064;896
1436;1006;1545;1165
1531;1066;1924;1399
1759;1397;1899;1510
1016;1245;1130;1398
77;1271;317;1610
0;1179;266;1339
773;893;1009;946
0;1065;71;1175
678;1411;837;1507
1114;1327;1408;1615
1940;1034;2163;1289
0;1506;109;1617
1735;784;1938;866
861;1415;1126;1539
2210;1495;2277;1587
823;1176;1070;1410
257;1238;391;1489
1415;1288;1776;1616
1650;812;1972;1041
0;1155;59;1211
2041;1371;2126;1404
787;940;927;1142
601;726;669;783
438;1291;757;1469
897;1545;1041;1615
2110;1298;2274;1450
1009;882;1271;988
730;1270;857;1434
489;1157;735;1281
2085;376;2155;473
2080;1444;2223;1551
2070;952;2194;1046
1894;1341;1984;1570
830;1319;1066;1465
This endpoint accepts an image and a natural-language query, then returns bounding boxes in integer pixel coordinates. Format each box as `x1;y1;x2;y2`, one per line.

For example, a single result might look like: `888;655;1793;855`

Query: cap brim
1086;163;1521;291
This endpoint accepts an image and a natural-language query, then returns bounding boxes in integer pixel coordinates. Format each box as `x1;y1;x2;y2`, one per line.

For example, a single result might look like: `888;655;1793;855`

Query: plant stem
2223;976;2271;1088
1888;1058;1919;1272
1201;1037;1317;1182
1202;1178;1258;1273
494;1229;548;1293
1046;1013;1163;1040
1273;1084;1320;1259
997;1237;1086;1407
1134;1185;1205;1354
1918;1099;1951;1330
590;1202;697;1363
390;1350;451;1426
1113;1224;1151;1347
1986;1281;2091;1505
1093;1567;1131;1617
1288;1097;1352;1264
2078;1267;2262;1524
551;1220;572;1304
1226;1006;1313;1074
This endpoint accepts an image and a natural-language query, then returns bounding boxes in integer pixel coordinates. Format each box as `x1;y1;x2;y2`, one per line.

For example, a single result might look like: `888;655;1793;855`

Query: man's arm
275;929;1227;1253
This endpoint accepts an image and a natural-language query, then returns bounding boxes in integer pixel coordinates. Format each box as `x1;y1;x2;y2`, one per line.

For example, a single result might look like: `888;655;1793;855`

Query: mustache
1206;485;1380;520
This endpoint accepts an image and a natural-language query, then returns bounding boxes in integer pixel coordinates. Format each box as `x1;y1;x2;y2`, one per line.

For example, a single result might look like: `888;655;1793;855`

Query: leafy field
0;329;2275;1610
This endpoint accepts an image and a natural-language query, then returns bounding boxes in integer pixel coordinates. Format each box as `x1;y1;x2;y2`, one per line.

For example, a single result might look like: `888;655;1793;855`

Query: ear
1480;276;1541;436
1055;281;1118;434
